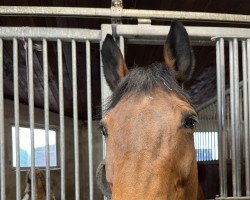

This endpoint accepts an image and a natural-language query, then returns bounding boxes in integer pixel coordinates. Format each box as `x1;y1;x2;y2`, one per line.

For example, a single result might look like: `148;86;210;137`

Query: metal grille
214;38;250;198
0;27;101;200
197;38;250;199
0;9;249;200
195;82;244;162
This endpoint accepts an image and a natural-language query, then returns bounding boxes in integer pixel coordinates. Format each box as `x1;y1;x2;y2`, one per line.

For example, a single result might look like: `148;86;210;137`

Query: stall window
12;126;58;168
194;132;218;161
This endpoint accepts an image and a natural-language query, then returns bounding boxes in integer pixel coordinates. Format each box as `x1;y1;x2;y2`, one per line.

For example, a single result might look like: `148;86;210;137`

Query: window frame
9;122;60;171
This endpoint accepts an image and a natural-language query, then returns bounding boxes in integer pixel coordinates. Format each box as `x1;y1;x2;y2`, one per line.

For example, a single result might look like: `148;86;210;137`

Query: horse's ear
101;34;128;91
163;20;195;85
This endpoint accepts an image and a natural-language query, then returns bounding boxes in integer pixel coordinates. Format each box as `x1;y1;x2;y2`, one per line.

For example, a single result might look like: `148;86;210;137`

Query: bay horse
97;21;201;200
22;169;56;200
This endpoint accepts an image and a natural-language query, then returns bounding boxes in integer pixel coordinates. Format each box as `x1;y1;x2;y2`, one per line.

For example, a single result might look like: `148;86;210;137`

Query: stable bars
0;27;100;199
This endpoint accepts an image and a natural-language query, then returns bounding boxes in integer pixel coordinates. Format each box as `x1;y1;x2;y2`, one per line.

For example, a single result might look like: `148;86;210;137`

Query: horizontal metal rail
113;25;250;41
216;197;250;200
0;6;250;24
126;38;215;46
0;27;101;42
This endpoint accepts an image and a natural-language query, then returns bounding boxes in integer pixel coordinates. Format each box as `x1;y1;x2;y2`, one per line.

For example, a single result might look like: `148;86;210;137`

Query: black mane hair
104;62;192;113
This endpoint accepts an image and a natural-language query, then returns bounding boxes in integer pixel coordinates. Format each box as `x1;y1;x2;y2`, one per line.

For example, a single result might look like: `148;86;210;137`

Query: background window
194;132;218;161
12;126;58;167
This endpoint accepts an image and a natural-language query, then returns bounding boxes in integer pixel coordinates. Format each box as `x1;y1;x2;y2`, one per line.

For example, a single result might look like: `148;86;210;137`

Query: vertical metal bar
197;119;200;161
225;97;229;160
208;106;212;160
215;102;219;160
86;40;94;200
219;39;227;191
203;110;206;161
13;38;21;200
57;39;65;200
203;108;207;161
43;39;50;200
216;38;227;197
100;26;113;164
205;107;209;161
242;40;249;195
246;39;250;196
100;26;113;200
200;111;203;161
0;38;5;200
216;40;221;164
213;105;216;161
100;41;108;159
100;42;107;200
233;38;241;196
212;103;216;160
28;38;35;200
201;111;204;161
72;39;80;200
229;40;236;195
119;36;125;56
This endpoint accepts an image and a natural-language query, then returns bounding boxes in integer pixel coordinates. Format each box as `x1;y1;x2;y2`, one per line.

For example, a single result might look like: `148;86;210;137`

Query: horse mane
104;62;192;113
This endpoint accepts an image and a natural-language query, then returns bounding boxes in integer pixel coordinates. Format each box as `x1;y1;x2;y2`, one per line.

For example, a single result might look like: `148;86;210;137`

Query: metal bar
119;36;125;56
115;25;250;41
13;38;21;200
72;39;80;200
57;39;65;200
43;39;51;200
201;111;205;161
242;40;249;196
99;41;107;160
210;105;214;160
199;115;202;160
0;27;101;42
205;107;209;161
229;39;237;196
216;39;227;197
99;40;108;200
216;39;222;195
216;197;250;200
100;25;112;161
246;39;250;196
219;38;227;196
211;103;216;160
0;38;5;200
0;26;250;43
226;96;230;160
86;40;94;200
233;38;241;196
126;38;215;46
0;6;250;24
207;107;211;160
28;38;35;200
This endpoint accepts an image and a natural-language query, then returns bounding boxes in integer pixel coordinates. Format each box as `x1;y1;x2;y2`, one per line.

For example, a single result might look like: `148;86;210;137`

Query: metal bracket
138;18;152;24
111;0;123;24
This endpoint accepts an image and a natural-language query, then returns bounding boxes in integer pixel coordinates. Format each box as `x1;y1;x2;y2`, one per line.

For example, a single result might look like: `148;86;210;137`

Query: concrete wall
3;99;103;199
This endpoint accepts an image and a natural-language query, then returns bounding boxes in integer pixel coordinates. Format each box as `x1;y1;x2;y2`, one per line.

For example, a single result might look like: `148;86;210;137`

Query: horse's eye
99;124;108;137
184;116;198;129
